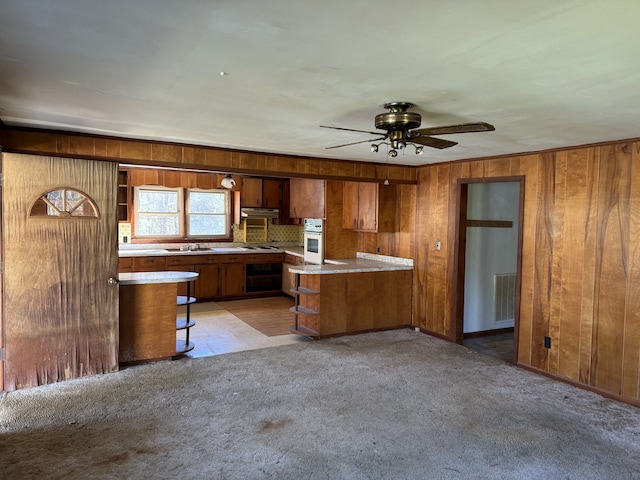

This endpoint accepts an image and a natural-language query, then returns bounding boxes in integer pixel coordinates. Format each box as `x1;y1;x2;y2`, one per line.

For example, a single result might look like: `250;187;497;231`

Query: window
30;188;99;218
134;187;182;238
186;189;230;238
133;186;230;239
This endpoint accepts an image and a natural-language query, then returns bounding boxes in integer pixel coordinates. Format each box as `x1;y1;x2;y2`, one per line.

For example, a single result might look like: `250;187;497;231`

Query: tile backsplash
233;221;303;244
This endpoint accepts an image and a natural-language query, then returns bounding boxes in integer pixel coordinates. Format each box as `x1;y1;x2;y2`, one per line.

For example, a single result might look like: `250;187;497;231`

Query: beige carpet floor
1;329;640;479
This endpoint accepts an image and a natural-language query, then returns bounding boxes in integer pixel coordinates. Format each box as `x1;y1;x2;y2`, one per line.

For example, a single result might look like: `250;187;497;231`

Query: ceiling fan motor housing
375;111;421;131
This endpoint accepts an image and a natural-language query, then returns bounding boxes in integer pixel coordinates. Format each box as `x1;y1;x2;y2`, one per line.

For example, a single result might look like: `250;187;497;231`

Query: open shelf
289;305;319;315
176;317;196;330
243;217;268;243
177;295;197;306
175;339;195;354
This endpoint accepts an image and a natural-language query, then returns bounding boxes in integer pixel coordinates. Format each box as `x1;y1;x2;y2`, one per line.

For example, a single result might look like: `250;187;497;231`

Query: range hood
241;207;279;219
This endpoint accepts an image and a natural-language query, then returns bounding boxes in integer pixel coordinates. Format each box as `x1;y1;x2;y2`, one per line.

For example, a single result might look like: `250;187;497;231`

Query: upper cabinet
342;181;397;232
240;178;263;207
262;178;283;209
289;178;326;219
241;178;283;209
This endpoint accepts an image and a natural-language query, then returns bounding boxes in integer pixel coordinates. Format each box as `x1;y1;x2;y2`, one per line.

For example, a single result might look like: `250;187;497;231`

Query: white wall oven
303;218;324;264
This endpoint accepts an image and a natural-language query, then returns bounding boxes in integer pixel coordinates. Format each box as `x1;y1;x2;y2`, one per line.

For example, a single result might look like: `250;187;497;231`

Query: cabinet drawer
245;253;283;263
218;254;245;263
166;255;204;266
118;257;133;272
284;253;304;265
132;256;166;270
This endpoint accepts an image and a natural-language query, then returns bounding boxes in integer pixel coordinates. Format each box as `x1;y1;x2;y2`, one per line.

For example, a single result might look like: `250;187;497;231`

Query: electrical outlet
544;336;551;349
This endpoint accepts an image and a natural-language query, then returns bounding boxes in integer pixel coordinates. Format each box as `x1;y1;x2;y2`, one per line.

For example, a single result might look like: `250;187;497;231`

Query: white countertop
289;252;413;275
119;271;199;285
118;244;303;257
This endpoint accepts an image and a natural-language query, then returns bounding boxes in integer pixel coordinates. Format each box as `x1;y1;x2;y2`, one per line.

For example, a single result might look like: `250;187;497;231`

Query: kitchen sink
209;247;248;252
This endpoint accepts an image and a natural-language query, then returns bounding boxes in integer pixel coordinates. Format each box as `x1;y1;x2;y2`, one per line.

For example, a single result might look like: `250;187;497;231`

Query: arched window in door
29;188;100;218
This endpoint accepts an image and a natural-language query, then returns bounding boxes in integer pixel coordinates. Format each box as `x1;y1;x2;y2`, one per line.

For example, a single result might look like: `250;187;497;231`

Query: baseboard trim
517;363;640;409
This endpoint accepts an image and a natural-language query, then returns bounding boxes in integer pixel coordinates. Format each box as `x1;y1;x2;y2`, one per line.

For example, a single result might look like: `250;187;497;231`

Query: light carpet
1;329;639;479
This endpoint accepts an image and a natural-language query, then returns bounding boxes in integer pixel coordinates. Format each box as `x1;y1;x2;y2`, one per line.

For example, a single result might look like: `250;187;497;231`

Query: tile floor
178;301;515;364
463;332;515;363
176;301;310;358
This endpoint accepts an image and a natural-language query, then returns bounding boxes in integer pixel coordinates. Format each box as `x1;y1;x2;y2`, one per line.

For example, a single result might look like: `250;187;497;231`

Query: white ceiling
2;0;640;166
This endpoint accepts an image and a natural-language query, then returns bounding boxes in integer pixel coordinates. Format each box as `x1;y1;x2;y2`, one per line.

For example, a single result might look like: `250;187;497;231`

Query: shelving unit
175;280;196;355
242;217;268;243
117;169;130;222
289;273;321;338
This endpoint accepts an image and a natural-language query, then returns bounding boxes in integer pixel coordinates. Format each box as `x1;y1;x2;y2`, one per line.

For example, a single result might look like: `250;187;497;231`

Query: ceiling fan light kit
321;102;495;159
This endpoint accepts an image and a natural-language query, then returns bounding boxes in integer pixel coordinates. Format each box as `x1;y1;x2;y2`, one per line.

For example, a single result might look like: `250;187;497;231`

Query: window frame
133;185;232;241
185;188;231;239
134;186;183;239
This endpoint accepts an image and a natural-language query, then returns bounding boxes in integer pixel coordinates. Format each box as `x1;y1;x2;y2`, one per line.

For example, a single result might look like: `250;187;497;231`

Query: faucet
187;243;199;251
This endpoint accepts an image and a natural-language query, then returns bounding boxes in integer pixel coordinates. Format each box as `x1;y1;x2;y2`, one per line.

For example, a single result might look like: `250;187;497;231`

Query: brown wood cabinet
219;255;246;297
289;178;326;219
241;178;263;207
290;269;412;337
262;179;283;209
132;256;166;272
342;181;397;232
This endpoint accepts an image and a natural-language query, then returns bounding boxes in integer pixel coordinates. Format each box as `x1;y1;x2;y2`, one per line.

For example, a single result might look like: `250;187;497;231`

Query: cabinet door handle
107;277;118;286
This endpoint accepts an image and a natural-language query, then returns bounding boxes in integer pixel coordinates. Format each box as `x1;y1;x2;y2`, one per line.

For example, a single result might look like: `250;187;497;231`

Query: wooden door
356;182;379;231
196;263;220;299
2;154;119;391
262;179;283;209
342;181;360;230
241;178;263;207
290;178;326;219
220;262;245;297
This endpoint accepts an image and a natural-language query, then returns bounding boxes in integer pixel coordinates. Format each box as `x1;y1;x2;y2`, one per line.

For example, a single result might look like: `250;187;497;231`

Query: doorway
455;178;524;364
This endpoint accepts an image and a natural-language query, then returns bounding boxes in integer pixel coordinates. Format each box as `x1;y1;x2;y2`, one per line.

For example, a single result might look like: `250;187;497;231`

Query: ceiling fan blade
413;122;495;136
325;137;386;150
320;125;382;136
411;136;458;149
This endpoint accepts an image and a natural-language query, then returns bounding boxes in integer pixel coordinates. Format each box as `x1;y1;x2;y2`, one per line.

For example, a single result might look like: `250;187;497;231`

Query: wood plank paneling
414;141;640;405
1;127;416;184
622;143;640;398
556;149;590;381
591;144;632;393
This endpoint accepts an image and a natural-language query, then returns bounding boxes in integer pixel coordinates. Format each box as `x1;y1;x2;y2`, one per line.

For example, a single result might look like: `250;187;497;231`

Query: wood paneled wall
357;184;417;260
1;127;417;184
413;142;640;404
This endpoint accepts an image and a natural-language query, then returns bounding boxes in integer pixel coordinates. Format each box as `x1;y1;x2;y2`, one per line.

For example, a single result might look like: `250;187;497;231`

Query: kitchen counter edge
289;252;413;275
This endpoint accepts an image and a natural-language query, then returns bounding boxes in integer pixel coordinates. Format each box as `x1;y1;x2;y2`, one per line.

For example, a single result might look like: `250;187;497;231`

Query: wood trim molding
466;219;513;228
0;126;418;184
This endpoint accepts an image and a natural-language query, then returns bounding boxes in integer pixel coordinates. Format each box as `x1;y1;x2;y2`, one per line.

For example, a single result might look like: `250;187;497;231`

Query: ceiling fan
321;102;495;157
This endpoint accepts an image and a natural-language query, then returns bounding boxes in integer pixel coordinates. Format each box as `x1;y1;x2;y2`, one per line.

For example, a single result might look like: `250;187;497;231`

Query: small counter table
119;271;199;364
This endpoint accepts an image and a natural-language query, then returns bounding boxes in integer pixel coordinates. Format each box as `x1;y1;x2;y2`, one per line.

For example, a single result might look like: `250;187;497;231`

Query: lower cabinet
196;263;220;299
290;270;413;337
220;259;246;297
121;252;291;301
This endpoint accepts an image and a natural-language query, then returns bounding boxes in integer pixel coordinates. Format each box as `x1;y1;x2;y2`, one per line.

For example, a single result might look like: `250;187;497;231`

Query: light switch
119;223;132;244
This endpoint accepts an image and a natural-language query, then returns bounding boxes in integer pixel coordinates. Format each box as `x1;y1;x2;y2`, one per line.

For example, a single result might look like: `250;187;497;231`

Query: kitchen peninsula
289;253;413;338
119;270;199;364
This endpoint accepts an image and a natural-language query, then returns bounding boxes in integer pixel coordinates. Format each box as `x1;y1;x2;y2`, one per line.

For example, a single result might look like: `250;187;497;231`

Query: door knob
108;277;119;286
